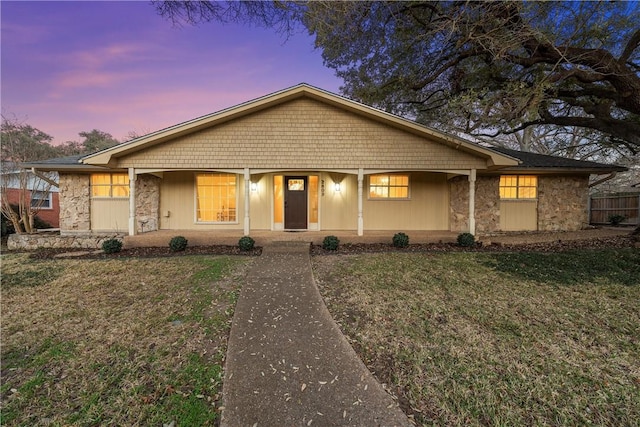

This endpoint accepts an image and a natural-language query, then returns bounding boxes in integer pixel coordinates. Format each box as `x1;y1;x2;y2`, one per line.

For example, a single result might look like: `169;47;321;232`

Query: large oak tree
154;1;640;154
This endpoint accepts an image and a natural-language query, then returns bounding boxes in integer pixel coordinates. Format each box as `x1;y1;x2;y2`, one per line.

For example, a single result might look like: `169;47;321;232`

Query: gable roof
490;147;627;174
81;83;517;168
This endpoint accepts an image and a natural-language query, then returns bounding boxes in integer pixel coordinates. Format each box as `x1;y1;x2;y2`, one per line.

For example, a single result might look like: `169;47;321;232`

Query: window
499;175;537;199
30;191;52;209
369;174;409;199
91;173;129;198
196;173;237;222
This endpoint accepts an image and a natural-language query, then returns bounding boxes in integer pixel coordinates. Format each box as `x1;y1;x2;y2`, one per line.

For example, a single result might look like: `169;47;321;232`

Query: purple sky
1;1;342;145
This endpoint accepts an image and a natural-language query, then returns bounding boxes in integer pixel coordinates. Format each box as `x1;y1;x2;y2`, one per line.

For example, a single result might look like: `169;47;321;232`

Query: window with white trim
499;175;537;199
30;190;52;209
369;174;410;199
196;173;237;222
91;173;130;198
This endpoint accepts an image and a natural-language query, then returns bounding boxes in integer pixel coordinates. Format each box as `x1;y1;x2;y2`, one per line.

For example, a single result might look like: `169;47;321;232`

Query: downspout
31;168;59;187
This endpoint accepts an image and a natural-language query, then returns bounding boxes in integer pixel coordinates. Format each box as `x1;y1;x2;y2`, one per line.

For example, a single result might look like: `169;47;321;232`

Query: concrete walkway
220;242;411;427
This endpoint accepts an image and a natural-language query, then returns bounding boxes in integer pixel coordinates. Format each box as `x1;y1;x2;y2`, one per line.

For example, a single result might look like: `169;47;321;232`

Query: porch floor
122;227;634;249
123;230;459;248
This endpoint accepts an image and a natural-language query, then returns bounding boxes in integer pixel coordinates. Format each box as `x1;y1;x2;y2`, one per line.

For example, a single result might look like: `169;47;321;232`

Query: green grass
313;248;640;426
1;253;251;426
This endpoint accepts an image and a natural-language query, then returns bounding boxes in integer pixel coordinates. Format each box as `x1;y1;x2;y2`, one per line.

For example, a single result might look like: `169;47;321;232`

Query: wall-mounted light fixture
250;182;258;192
334;182;341;192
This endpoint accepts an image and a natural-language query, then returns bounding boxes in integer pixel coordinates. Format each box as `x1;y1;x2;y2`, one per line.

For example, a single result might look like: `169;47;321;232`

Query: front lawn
1;253;251;426
313;248;640;426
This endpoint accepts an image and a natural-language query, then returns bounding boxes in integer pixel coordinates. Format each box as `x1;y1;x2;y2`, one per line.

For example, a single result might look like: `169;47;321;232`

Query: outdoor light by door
334;182;341;192
250;182;258;192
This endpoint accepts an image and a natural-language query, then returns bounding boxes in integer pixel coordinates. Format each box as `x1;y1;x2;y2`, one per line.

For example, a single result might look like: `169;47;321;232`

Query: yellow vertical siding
500;200;538;231
91;199;128;232
362;173;449;230
159;171;245;230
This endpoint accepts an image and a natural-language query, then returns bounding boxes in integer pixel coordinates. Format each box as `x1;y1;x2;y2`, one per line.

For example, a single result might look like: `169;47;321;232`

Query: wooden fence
589;194;640;225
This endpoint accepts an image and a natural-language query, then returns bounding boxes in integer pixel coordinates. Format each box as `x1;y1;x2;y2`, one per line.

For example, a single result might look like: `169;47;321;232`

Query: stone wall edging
7;233;125;251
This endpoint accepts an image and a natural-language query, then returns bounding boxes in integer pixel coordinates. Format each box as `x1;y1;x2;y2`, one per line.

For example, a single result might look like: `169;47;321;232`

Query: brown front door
284;176;308;229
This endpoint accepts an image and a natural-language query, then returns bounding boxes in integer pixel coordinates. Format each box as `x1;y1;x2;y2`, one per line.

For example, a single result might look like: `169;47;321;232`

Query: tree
78;129;120;153
56;129;120;156
154;1;640;154
1;115;59;234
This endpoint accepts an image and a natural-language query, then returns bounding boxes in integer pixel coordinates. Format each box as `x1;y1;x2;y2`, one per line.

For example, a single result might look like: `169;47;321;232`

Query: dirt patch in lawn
1;254;251;426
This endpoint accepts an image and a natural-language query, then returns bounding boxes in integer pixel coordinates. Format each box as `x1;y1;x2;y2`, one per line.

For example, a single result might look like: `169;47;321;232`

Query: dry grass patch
1;253;251;426
313;249;640;426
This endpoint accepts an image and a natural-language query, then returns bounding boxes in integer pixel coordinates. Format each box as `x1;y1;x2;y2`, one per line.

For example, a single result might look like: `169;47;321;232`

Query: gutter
31;168;59;188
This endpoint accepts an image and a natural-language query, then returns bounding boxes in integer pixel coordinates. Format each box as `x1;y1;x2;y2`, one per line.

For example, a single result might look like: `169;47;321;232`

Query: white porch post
468;169;476;235
128;168;136;236
244;168;250;235
357;168;364;236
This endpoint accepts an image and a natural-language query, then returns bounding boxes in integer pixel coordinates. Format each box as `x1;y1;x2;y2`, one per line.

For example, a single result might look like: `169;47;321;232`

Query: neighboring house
23;84;625;237
1;167;60;228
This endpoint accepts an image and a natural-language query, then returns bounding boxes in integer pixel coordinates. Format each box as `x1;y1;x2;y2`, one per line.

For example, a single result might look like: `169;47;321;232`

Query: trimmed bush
457;232;476;247
608;214;626;226
102;238;123;254
169;235;188;252
392;232;410;248
238;236;255;251
322;235;340;251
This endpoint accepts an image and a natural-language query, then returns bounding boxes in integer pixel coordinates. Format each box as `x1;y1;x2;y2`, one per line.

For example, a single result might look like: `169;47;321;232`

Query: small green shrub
102;238;123;254
392;232;410;248
169;235;188;252
608;214;626;226
322;235;340;251
457;232;476;247
238;236;255;251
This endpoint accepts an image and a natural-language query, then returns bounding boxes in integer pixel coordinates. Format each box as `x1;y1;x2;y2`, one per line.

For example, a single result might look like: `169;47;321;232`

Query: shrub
169;235;188;252
238;236;255;251
102;238;123;254
457;232;476;247
608;214;626;226
392;232;410;248
322;235;340;251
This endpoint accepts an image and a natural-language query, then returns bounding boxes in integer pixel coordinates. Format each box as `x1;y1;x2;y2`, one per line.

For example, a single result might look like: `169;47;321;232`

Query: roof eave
21;162;118;173
489;166;628;174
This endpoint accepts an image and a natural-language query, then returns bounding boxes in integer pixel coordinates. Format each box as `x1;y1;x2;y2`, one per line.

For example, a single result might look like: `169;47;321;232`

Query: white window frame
194;172;239;224
368;173;411;200
30;190;52;209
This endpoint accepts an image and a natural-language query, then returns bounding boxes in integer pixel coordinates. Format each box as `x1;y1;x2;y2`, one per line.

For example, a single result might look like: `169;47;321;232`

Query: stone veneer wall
449;176;469;232
449;175;500;233
59;173;91;234
537;175;589;231
135;174;160;233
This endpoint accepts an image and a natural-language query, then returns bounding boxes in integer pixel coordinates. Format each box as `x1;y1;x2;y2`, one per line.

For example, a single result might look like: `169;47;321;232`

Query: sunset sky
1;1;342;145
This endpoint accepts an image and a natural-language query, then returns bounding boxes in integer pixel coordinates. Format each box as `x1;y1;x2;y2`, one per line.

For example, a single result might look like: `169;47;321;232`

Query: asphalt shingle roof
490;147;627;171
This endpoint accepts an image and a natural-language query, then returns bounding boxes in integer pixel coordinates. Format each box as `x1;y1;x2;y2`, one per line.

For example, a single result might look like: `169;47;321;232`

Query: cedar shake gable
80;84;518;170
